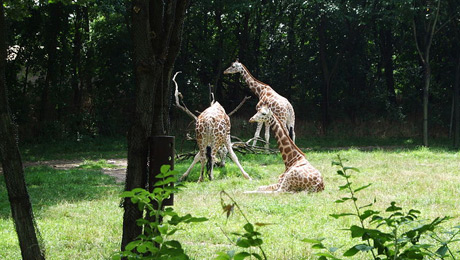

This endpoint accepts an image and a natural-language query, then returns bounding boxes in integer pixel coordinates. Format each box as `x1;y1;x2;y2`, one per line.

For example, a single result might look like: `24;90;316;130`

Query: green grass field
1;137;459;259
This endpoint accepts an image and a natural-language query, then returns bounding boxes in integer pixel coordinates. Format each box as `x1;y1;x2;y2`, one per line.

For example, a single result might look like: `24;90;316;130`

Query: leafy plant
114;165;207;260
303;155;459;260
215;190;269;260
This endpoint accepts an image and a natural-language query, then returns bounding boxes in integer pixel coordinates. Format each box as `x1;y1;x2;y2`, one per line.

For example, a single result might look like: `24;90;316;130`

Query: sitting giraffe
224;60;295;148
246;106;324;193
173;72;251;182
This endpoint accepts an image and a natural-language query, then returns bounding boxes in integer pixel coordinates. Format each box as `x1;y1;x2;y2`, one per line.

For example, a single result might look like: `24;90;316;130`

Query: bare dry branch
173;71;198;120
228;96;251;117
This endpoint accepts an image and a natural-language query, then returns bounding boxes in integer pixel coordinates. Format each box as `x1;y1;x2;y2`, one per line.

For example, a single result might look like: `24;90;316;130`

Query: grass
1;137;460;259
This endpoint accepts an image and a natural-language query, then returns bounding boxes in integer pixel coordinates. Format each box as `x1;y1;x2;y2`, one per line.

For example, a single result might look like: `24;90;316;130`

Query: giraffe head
223;59;244;74
249;106;272;123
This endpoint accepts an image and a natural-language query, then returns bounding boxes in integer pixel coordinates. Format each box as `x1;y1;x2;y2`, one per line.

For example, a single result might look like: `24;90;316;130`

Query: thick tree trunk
122;0;188;252
0;2;45;259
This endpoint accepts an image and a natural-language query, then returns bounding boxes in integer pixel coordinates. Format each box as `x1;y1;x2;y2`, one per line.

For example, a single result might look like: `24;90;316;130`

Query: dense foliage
4;0;460;144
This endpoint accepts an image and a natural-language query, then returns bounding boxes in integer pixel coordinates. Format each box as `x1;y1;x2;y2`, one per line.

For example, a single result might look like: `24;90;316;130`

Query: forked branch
173;71;197;121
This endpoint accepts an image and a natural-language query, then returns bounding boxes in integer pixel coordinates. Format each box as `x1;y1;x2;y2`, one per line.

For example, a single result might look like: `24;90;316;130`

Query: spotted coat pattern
180;102;251;182
249;106;324;193
224;61;296;147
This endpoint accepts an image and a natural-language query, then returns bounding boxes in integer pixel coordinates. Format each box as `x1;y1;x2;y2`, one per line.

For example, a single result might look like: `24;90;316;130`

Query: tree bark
454;53;460;148
39;2;63;129
122;0;188;252
0;2;45;259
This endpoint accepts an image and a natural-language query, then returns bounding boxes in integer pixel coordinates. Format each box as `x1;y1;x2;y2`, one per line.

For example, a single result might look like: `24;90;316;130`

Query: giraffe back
195;102;230;149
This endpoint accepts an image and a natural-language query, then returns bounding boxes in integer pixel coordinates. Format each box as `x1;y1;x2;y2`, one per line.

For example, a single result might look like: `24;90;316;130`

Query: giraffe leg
252;122;263;146
179;152;201;181
208;147;216;181
264;121;270;149
198;151;207;183
225;137;252;180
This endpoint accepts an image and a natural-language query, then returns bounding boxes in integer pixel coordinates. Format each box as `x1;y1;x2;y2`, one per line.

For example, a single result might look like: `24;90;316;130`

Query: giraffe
224;60;295;148
246;106;324;193
173;72;251;182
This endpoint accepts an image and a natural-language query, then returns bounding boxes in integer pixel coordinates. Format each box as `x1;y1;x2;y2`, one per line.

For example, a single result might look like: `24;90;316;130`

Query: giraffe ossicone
224;60;296;149
245;106;324;193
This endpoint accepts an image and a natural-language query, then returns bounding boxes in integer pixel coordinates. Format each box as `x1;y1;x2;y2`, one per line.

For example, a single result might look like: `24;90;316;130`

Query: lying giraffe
173;72;251;182
224;60;295;148
246;106;324;193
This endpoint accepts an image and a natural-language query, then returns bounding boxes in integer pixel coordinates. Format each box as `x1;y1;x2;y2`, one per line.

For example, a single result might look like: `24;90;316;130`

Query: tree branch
228;96;251;116
172;71;197;120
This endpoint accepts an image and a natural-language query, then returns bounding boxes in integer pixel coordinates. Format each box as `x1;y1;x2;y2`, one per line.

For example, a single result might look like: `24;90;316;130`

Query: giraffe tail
288;126;294;140
205;146;212;176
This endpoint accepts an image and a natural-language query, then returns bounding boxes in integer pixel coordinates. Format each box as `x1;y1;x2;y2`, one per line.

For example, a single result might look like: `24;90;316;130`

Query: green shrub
303;155;460;260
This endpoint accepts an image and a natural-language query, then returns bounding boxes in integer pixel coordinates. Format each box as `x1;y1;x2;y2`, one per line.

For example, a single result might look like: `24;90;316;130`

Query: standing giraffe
246;106;324;193
224;60;295;148
173;72;251;182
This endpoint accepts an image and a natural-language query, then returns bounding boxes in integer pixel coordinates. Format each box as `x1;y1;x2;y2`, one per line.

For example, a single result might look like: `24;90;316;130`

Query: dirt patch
0;159;128;183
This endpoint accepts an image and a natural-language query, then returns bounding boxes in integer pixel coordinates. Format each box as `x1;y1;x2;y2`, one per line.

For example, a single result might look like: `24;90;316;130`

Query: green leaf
354;183;372;193
338;183;351;190
436;245;448;257
160;164;171;174
343;167;360;172
243;223;254;233
214;252;231;260
331;161;341;166
125;240;141;251
355;244;373;252
236;238;251;248
164;240;182;249
234;252;251;260
251;253;263;260
158;225;168;234
312;243;326;249
316;252;340;259
330;213;355;219
153;235;163;244
359;210;379;221
343;246;359;256
386;202;402;212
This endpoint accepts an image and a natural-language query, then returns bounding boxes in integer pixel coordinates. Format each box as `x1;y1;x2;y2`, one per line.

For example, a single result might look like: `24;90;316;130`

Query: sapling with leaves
215;190;269;260
303;155;457;260
114;165;207;260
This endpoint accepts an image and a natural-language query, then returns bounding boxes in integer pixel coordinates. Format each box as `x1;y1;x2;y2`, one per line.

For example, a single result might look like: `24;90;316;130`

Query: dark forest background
4;0;460;146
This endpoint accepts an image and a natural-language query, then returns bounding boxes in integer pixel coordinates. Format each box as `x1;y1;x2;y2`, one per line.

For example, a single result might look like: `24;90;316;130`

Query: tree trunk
72;5;83;117
379;27;397;105
0;2;45;259
454;54;460;148
318;14;331;135
423;60;430;146
122;0;188;252
39;2;63;133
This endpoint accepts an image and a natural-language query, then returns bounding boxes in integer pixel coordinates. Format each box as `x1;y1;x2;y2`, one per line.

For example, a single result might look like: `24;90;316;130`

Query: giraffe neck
239;64;271;97
269;114;304;169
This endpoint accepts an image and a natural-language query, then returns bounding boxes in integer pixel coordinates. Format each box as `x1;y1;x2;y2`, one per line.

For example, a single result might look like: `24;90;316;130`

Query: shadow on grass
0;166;122;218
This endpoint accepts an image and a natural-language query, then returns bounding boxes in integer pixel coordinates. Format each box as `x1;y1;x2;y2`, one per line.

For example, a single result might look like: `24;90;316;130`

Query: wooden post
149;135;174;206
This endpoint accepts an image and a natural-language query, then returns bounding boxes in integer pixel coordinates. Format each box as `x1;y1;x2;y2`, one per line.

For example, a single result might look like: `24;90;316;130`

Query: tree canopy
3;0;460;146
